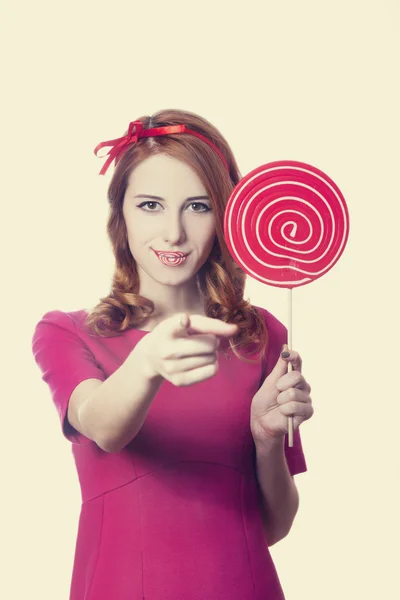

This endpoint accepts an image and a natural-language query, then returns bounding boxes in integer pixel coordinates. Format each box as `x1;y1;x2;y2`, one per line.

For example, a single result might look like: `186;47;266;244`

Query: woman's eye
137;202;160;211
189;203;211;212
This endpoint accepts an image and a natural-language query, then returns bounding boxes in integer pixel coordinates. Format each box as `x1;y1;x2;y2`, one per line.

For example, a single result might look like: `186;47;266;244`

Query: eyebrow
133;194;210;202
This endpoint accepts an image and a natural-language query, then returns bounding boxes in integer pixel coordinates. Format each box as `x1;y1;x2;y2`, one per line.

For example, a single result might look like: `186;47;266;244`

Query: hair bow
94;120;229;175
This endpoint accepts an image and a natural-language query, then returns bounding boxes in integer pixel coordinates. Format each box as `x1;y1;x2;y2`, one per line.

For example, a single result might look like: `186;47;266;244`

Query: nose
162;213;187;246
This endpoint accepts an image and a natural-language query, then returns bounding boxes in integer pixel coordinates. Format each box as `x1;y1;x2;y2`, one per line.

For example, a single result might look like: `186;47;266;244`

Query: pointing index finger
187;314;239;338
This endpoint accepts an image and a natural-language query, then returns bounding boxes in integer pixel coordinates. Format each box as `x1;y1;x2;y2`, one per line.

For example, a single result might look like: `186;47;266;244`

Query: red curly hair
85;108;268;363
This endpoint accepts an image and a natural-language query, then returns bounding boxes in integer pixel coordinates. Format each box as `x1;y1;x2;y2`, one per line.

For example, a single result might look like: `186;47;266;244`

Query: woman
32;109;313;600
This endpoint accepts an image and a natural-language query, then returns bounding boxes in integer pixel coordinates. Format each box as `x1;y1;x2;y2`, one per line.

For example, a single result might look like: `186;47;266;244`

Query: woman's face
122;153;216;287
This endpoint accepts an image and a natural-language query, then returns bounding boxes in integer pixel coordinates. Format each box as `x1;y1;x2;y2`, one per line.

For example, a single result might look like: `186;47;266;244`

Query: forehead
127;154;207;195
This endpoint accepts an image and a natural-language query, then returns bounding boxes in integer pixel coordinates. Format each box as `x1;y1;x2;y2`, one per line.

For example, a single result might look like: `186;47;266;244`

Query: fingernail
281;351;290;358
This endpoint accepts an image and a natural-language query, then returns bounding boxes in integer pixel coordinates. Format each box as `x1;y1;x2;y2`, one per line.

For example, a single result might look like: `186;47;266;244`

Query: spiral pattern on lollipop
224;161;349;288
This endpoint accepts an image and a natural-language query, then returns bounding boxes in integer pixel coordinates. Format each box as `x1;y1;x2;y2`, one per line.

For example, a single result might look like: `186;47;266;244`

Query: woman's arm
76;338;164;452
254;436;300;546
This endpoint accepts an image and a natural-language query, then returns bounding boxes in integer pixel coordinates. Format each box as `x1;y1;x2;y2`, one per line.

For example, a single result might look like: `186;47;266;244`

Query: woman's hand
139;313;239;387
250;346;314;443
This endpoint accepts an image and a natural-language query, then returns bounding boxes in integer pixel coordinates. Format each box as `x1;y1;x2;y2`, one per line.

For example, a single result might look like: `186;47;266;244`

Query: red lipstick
153;250;190;267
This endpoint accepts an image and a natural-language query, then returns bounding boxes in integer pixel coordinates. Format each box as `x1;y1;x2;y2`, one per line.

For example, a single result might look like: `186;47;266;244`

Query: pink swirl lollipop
224;160;349;288
224;160;349;444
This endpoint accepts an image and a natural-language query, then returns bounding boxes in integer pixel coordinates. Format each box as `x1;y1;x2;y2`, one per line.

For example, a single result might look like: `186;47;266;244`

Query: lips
153;250;190;267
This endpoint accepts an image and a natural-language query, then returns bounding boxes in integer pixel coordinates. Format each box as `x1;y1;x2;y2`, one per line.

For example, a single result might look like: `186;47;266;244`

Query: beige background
2;0;399;598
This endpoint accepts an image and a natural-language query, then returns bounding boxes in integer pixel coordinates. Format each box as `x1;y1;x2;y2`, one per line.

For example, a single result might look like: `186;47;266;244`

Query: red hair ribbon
94;120;229;175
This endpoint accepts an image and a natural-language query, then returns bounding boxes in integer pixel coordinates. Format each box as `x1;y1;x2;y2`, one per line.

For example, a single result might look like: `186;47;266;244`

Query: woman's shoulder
251;304;287;335
32;308;89;339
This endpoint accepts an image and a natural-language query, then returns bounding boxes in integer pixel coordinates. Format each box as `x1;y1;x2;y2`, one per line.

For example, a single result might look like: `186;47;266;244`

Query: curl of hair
85;108;268;363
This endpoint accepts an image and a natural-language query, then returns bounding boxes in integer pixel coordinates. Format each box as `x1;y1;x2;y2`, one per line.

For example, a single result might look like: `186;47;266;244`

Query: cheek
125;218;149;242
124;227;143;256
196;216;216;238
199;232;217;257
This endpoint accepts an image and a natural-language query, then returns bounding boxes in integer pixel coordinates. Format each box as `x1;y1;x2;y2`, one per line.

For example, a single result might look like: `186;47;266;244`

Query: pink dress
31;306;307;600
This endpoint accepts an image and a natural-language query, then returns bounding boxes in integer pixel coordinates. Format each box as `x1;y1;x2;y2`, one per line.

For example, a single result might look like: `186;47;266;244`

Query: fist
251;347;314;441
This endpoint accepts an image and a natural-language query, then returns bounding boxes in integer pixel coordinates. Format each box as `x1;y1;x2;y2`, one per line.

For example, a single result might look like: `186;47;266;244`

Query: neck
137;272;205;328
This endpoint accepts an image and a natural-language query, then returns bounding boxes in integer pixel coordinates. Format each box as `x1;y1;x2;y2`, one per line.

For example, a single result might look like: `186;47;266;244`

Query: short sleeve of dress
31;310;106;444
257;306;308;476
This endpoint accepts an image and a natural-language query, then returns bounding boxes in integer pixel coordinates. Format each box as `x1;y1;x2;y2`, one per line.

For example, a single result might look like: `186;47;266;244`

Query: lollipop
224;160;349;445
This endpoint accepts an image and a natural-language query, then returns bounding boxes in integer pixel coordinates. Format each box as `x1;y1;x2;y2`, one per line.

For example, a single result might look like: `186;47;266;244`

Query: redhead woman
32;109;313;600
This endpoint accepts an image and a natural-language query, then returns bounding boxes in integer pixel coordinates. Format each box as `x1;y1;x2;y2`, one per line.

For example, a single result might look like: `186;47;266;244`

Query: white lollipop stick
287;288;294;447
